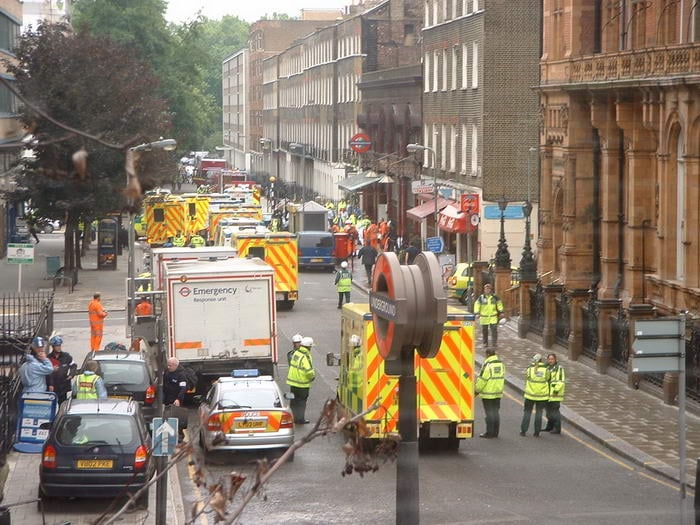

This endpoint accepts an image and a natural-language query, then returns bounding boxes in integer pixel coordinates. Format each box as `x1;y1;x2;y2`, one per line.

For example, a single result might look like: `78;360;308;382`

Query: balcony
541;43;700;89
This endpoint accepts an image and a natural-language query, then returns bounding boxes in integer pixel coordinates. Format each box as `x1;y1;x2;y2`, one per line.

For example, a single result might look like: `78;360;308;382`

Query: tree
4;22;174;271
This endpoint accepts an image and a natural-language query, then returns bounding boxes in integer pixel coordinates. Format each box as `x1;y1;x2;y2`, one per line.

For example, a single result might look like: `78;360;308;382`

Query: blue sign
14;392;58;453
483;205;525;220
152;417;179;456
426;236;444;253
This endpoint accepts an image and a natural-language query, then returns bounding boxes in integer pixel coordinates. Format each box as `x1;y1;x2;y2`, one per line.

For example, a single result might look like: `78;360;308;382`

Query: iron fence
555;292;571;347
529;283;545;335
581;291;599;360
610;307;631;372
685;322;700;402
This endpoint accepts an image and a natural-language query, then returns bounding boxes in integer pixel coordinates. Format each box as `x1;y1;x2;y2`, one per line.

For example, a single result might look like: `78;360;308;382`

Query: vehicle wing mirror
326;352;340;367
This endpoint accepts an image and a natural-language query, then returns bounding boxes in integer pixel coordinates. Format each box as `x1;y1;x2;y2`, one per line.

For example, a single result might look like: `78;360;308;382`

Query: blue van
297;231;334;271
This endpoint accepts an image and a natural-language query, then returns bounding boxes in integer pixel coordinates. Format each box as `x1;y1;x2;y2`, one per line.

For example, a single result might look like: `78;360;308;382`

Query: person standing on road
286;336;316;424
335;261;353;309
520;354;551;437
88;292;108;351
164;357;188;441
19;337;55;393
473;283;505;347
475;348;505;438
72;360;107;399
47;336;76;403
357;240;378;284
543;353;566;434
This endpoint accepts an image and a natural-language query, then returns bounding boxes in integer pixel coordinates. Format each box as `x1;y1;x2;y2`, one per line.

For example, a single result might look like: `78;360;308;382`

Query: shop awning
406;197;452;221
338;171;380;192
438;204;469;234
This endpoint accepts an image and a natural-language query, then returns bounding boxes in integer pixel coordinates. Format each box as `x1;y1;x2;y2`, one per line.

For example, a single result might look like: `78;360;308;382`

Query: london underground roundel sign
349;133;372;154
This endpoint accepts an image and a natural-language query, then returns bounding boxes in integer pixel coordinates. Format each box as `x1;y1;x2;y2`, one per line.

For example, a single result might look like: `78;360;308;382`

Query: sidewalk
349;260;699;490
0;233;187;524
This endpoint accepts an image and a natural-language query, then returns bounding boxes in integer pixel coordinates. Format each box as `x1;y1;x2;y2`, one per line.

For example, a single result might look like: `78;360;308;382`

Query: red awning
406;197;452;221
438;204;468;234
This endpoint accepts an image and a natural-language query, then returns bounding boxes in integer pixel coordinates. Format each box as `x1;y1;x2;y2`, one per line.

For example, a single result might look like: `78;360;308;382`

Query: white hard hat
340;261;348;269
292;334;303;343
301;336;314;347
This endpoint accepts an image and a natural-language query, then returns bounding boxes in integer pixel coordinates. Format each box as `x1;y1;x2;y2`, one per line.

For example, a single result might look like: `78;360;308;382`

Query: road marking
637;470;690;493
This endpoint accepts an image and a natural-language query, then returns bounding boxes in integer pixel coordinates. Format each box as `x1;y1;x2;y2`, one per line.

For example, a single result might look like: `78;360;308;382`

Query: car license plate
109;395;130;400
235;419;266;431
310;258;323;262
77;459;113;469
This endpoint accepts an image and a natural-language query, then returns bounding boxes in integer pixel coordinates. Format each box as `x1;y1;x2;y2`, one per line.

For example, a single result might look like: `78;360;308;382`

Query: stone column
518;278;538;338
626;303;655;389
537;146;555;274
542;284;563;348
568;289;588;361
495;268;513;315
595;298;622;373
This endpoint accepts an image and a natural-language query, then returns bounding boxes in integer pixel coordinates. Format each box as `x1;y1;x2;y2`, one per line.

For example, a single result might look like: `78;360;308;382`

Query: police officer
473;283;505;347
543;353;566;434
288;333;303;365
72;360;107;399
520;354;551;437
47;336;76;403
286;336;316;424
475;348;505;438
335;261;353;309
164;357;188;441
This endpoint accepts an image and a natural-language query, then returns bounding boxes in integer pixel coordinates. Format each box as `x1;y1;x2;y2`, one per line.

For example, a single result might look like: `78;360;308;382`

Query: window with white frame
441;124;447;170
442;0;447;22
450;125;457;172
432;124;438;167
432;0;438;27
425;0;430;27
441;49;447;91
471;124;478;175
473;0;479;11
472;42;479;88
451;46;458;90
424;53;430;93
452;0;458;20
423;125;430;167
461;43;468;88
461;123;468;173
432;51;439;92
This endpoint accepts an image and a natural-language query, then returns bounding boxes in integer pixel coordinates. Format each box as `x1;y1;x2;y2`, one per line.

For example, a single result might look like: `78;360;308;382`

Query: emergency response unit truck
162;258;277;384
148;245;238;290
333;303;475;450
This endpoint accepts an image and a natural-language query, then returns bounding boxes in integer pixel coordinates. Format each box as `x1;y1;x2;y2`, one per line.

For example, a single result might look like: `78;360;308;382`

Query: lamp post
495;194;511;270
519;147;538;280
269;175;276;213
289;142;305;200
406;143;438;240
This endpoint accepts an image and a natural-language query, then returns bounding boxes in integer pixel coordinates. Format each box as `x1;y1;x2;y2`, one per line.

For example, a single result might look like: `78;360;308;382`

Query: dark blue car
297;231;334;271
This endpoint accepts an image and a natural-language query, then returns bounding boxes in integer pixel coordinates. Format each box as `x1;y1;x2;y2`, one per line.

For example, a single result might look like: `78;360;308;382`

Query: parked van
297;231;334;271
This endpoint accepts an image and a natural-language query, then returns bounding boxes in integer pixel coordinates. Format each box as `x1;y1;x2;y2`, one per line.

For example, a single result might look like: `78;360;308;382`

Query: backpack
182;367;198;392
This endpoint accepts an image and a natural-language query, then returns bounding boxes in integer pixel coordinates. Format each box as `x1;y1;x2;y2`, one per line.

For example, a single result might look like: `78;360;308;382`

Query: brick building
418;0;541;263
532;1;700;400
222;48;249;170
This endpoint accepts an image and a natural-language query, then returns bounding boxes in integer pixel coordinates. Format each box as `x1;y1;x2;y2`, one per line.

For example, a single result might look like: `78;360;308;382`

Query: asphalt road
178;269;690;525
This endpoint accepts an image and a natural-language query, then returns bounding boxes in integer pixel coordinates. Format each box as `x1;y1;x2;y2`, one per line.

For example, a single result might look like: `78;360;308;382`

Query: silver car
198;371;294;455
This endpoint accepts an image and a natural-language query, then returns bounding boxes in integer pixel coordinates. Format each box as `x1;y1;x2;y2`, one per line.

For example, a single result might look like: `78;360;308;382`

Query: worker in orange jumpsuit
344;220;358;257
379;219;390;251
131;297;154;351
366;220;379;251
88;292;108;351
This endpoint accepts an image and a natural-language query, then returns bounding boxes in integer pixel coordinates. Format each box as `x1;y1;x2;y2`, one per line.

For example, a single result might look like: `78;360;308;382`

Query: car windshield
56;414;137;446
218;387;279;409
298;233;333;249
98;361;148;387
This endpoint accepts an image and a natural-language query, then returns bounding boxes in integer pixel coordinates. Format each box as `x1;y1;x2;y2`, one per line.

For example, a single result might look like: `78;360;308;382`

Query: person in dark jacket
357;240;378;283
46;336;76;403
164;357;188;441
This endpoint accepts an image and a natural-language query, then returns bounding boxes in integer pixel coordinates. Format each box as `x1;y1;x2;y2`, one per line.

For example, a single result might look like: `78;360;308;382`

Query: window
432;51;439;92
423;125;430;167
471;124;478;175
425;0;431;26
462;43;469;88
0;14;19;52
473;0;479;11
451;46;458;90
450;125;457;172
461;124;468;174
433;0;438;26
431;124;438;167
0;82;18;114
441;49;448;91
472;42;479;88
424;53;430;93
441;124;447;169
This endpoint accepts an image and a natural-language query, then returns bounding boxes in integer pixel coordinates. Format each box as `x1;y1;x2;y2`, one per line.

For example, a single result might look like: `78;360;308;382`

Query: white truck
163;257;278;383
148;245;238;290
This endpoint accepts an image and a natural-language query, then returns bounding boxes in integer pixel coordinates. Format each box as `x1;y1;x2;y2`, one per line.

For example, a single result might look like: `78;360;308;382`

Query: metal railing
610;307;632;373
555;292;571;347
686;322;700;402
581;291;599;360
528;283;545;335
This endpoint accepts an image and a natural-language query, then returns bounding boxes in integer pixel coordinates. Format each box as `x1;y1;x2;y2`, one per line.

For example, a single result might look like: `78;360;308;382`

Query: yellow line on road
637;470;690;493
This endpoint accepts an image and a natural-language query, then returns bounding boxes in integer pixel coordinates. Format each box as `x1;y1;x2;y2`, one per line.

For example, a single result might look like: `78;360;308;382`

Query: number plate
310;258;323;263
234;419;266;431
108;395;130;400
77;459;113;469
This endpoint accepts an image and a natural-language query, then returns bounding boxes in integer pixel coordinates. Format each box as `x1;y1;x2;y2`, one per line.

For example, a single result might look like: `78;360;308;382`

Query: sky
166;0;351;24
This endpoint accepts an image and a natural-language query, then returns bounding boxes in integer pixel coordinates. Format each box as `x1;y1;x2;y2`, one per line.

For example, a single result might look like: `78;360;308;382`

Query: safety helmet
49;336;63;347
301;336;314;347
31;336;45;349
340;261;348;269
292;334;303;344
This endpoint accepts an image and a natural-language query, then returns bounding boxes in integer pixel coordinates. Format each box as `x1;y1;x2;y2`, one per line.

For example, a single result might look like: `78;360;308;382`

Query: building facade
222;48;249;171
419;0;541;263
534;0;700;400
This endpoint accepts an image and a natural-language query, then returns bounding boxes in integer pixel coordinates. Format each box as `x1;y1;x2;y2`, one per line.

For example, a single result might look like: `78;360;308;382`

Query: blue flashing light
231;369;260;378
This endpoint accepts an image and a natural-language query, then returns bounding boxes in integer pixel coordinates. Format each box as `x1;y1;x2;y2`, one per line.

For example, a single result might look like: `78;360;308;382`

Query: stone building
418;0;541;264
533;0;700;401
222;48;249;171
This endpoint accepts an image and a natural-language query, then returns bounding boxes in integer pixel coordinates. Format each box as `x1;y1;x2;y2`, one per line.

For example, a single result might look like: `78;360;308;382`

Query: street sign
632;355;682;373
425;236;444;253
349;133;371;154
411;180;434;194
8;243;34;264
631;337;681;356
13;392;58;453
152;417;178;456
634;318;683;337
460;193;479;214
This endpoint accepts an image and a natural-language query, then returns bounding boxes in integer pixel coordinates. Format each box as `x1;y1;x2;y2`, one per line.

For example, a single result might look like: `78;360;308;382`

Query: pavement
348;257;700;492
0;230;187;525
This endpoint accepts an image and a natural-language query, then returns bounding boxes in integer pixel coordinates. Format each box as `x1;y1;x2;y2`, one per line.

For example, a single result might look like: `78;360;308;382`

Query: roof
64;399;136;415
338;171;380;192
300;200;329;212
406;197;453;220
90;351;147;362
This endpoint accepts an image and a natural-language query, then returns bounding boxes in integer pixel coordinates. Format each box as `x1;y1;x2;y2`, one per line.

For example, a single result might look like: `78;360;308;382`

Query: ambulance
334;304;475;450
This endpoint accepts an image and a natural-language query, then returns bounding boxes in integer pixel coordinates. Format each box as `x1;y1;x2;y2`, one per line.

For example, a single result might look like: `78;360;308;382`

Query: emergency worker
172;232;186;247
47;336;76;403
365;220;379;250
520;354;551;437
473;283;504;347
335;261;353;309
88;292;108;351
286;336;316;424
288;334;303;364
72;360;107;399
475;348;505;438
164;357;188;441
135;297;153;317
189;231;206;247
543;353;566;434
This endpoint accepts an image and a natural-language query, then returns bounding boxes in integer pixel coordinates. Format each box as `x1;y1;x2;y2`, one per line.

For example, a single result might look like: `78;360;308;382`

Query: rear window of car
218;386;280;409
97;361;149;387
298;233;333;249
55;414;137;446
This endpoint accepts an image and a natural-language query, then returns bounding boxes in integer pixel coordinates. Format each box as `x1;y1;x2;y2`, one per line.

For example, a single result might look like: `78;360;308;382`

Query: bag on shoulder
182;367;198;392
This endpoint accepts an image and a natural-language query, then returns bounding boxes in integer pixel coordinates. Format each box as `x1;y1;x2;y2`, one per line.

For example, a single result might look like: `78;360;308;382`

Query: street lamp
406;143;438;239
289;142;305;200
268;175;276;213
495;194;511;270
520;147;538;280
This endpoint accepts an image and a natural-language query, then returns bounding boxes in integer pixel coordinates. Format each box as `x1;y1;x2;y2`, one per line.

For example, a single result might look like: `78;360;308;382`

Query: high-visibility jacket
473;293;504;325
172;234;186;247
135;300;153;316
475;354;505;399
189;235;206;247
74;373;99;399
523;362;551;401
287;346;315;388
548;363;566;402
335;269;352;292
